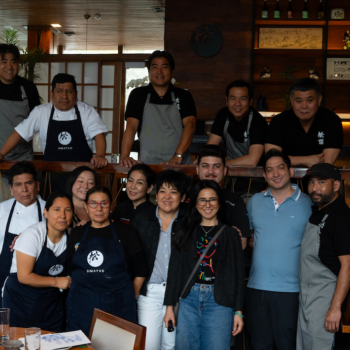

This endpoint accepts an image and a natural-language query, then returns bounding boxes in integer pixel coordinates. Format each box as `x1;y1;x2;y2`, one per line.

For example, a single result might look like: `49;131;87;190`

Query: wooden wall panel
164;0;254;122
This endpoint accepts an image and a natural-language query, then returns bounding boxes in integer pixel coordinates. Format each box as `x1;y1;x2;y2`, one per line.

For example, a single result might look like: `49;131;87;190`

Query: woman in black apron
3;192;73;332
65;166;97;227
66;186;148;336
112;164;155;225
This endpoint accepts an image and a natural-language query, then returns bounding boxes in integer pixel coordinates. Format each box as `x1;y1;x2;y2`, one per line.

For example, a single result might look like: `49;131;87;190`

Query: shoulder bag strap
176;224;226;303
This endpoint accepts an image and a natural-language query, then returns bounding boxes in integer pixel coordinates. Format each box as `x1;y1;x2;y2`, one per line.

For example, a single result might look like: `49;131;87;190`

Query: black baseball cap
303;163;341;181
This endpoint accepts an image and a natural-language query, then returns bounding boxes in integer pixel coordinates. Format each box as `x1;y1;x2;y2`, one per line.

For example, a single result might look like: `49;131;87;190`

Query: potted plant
281;65;299;80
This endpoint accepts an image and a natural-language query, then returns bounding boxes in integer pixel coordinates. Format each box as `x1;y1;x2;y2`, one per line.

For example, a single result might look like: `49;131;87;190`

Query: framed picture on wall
327;58;350;80
258;28;323;49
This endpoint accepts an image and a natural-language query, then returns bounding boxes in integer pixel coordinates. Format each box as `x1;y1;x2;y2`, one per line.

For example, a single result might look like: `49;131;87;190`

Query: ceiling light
51;24;61;28
64;32;75;37
22;25;28;30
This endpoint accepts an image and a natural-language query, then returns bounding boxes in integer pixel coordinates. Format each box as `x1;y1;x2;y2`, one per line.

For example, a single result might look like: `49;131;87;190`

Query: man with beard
245;149;312;350
297;163;350;350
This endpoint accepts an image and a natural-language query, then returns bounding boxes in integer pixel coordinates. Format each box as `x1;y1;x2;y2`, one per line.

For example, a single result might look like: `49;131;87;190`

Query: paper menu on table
19;330;91;350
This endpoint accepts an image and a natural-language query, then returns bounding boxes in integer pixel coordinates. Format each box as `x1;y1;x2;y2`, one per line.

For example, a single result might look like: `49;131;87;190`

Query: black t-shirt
125;83;197;132
185;188;251;238
112;199;155;225
0;76;40;112
196;225;220;284
309;196;350;277
211;107;268;145
265;107;343;156
66;221;148;278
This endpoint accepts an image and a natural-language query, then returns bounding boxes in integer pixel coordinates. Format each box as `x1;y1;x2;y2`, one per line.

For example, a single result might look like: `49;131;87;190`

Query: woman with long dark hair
163;180;245;350
65;166;97;226
112;164;155;225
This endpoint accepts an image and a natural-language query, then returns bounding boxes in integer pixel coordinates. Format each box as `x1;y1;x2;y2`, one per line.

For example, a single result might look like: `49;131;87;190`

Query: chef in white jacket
0;161;45;304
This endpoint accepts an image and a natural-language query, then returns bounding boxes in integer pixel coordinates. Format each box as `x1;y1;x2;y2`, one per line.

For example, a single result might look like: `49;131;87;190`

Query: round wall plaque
190;25;223;58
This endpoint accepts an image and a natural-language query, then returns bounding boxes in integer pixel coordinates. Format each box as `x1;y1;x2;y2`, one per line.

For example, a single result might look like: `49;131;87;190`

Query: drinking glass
0;308;10;345
25;328;41;350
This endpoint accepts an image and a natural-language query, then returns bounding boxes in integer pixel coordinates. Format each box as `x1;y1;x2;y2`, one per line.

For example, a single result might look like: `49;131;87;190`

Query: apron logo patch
48;264;64;276
75;243;80;251
87;250;104;267
58;131;72;145
175;97;181;110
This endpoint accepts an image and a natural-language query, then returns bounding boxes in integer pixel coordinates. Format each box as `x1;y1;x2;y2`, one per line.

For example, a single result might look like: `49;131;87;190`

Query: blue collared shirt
247;185;313;292
149;207;178;284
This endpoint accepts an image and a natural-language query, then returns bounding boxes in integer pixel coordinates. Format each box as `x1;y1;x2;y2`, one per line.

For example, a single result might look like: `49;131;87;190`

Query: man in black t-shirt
297;163;350;349
266;78;343;167
0;44;40;201
191;145;251;250
206;80;268;197
120;50;197;167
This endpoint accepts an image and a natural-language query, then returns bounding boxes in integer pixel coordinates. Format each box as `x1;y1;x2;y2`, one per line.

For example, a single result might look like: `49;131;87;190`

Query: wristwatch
174;153;183;158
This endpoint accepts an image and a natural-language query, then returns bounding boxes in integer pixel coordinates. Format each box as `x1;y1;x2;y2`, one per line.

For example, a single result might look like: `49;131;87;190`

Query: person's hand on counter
91;155;108;169
119;156;140;168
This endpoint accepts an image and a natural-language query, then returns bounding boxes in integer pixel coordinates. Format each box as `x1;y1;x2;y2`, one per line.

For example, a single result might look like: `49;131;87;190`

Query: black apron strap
5;201;16;235
37;199;42;222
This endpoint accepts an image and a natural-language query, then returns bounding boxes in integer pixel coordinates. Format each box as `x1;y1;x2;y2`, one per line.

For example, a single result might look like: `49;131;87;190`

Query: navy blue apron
66;221;136;336
44;105;93;162
0;199;42;306
3;226;67;332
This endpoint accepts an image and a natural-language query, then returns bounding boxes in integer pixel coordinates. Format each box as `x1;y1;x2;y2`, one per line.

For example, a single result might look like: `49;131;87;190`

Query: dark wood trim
113;62;123;155
119;61;126;154
42;54;149;63
97;60;102;115
81;62;85;102
1;161;350;179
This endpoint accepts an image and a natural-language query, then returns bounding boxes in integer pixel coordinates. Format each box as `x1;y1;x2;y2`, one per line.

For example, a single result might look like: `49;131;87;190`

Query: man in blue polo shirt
245;149;313;350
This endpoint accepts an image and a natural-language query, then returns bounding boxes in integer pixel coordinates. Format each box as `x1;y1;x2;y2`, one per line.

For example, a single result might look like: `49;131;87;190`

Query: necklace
200;225;216;236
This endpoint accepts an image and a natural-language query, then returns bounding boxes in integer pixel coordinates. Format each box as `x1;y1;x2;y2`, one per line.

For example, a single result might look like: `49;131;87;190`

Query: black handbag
173;225;226;322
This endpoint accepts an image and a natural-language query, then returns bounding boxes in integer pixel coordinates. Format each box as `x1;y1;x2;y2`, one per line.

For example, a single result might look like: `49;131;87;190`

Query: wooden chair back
89;309;146;350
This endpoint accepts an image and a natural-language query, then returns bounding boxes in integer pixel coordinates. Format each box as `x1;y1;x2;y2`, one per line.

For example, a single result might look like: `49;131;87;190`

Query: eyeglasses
87;201;111;209
196;198;219;207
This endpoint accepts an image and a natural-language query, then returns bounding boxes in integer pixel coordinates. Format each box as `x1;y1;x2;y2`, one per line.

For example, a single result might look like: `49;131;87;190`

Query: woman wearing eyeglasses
65;186;148;336
163;180;245;350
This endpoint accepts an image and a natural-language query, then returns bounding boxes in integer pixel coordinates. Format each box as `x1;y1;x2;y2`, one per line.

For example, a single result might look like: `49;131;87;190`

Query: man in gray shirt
132;170;187;350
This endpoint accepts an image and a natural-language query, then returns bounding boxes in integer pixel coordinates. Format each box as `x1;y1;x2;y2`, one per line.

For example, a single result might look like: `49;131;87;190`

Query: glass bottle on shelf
274;0;281;19
262;0;268;19
287;0;293;19
317;0;324;19
302;0;309;19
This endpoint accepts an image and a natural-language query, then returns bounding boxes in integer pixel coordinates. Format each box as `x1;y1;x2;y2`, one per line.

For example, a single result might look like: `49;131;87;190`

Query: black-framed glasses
87;201;111;209
196;198;219;207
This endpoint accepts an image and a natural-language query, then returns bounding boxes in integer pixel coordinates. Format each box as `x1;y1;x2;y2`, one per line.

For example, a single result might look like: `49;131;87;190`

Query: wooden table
0;327;94;350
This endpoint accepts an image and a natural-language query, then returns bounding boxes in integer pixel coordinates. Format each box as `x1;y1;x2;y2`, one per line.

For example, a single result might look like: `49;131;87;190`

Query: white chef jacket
0;196;46;256
15;101;108;153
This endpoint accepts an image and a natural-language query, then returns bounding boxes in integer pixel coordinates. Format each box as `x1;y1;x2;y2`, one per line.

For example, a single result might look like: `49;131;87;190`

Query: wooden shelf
254;49;324;55
326;80;350;85
327;50;350;57
329;21;350;26
255;20;326;26
254;79;324;84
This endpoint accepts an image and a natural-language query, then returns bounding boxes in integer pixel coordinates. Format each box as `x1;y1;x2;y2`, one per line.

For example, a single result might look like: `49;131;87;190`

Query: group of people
0;43;349;350
0;148;349;350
